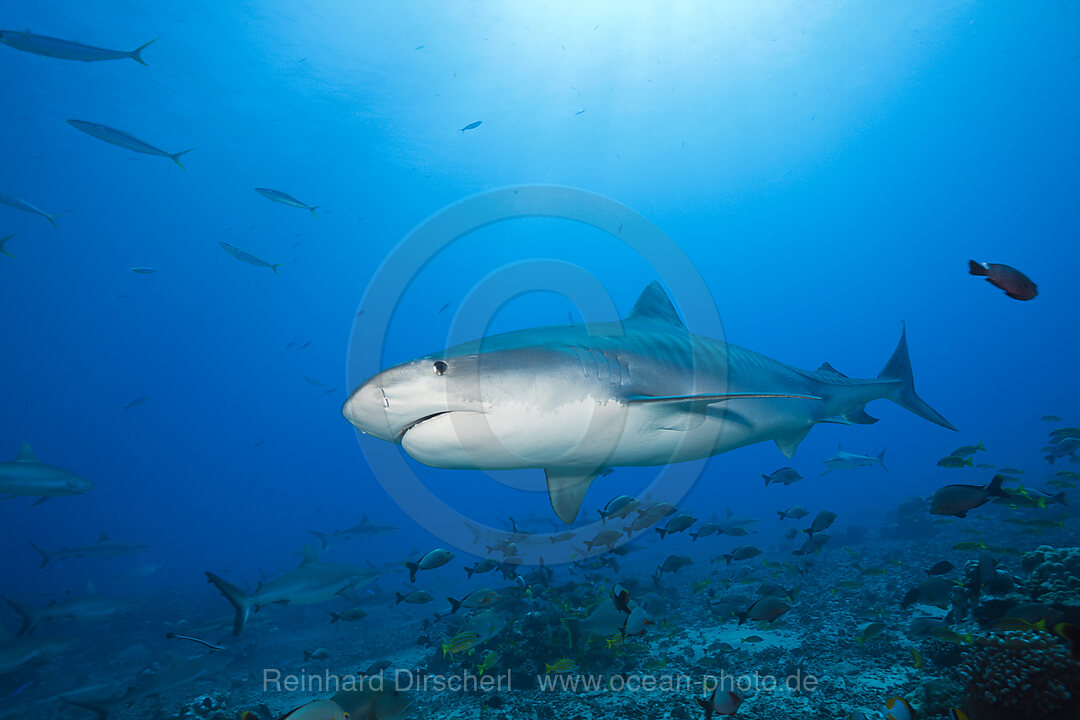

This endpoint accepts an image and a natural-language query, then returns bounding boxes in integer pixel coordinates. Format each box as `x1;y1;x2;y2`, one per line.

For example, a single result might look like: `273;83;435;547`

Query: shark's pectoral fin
775;428;811;459
545;468;602;524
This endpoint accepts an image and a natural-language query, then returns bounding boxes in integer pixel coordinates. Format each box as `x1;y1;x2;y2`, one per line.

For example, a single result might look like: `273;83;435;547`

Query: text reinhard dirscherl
262;668;819;695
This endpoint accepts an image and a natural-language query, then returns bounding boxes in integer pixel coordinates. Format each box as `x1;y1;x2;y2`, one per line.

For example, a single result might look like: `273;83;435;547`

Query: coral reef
1021;546;1080;608
957;631;1080;720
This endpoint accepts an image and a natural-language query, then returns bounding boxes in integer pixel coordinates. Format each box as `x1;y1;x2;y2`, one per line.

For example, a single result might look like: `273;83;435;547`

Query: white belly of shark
344;283;955;523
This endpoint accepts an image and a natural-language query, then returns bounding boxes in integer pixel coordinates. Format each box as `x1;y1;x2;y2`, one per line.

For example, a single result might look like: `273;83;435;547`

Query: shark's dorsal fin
300;544;319;565
98;533;110;543
86;580;96;595
545;468;602;524
627;282;685;328
816;362;848;378
15;442;36;463
775;428;811;458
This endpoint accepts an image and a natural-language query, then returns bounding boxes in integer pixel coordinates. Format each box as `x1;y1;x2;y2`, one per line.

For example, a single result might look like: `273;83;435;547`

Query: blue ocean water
1;2;1078;719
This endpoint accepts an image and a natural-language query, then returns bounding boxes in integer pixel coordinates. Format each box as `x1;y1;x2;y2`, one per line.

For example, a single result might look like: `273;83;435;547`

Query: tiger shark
343;283;955;523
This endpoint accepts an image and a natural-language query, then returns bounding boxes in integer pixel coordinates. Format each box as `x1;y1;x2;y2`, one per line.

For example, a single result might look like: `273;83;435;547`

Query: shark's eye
433;361;448;376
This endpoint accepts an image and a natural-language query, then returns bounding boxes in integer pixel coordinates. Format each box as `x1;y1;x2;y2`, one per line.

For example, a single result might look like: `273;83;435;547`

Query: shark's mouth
397;411;452;441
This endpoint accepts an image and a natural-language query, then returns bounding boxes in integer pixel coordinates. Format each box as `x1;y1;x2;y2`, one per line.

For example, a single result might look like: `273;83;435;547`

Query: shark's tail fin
2;595;37;636
205;572;253;635
878;325;957;431
29;540;53;568
60;696;112;720
308;530;330;550
877;449;888;472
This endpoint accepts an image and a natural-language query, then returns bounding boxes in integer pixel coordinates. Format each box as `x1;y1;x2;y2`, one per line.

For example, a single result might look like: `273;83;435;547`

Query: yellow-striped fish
545;658;577;674
442;631;481;657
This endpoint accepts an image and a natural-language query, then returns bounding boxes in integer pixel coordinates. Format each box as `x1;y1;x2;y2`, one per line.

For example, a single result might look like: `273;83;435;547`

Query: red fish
968;260;1037;301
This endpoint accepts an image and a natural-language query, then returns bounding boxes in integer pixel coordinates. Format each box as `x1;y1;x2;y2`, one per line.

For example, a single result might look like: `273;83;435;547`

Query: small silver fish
0;193;60;228
0;30;156;64
254;188;320;217
67;120;194;168
219;242;281;276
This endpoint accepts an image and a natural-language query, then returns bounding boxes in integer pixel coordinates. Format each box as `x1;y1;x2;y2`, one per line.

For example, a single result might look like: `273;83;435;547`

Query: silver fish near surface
67;120;194;168
0;30;156;64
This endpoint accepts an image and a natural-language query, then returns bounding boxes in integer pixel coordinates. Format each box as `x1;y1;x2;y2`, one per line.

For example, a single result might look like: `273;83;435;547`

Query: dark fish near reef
926;561;954;576
777;506;809;520
968;259;1037;301
804;510;837;537
929;475;1007;517
658;554;693;575
737;596;790;625
762;467;802;486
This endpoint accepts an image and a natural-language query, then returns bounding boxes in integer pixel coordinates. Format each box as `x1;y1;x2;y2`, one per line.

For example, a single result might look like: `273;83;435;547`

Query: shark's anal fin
545;468;602;524
775;428;811;459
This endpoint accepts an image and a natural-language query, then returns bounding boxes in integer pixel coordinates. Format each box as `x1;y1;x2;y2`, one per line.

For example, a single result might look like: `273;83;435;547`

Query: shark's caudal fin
877;449;888;472
308;530;330;550
205;572;253;635
2;595;37;636
0;233;15;259
878;324;957;431
28;540;53;568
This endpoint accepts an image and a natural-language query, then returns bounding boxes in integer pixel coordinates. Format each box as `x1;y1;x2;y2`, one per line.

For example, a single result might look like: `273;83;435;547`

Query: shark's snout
342;379;397;443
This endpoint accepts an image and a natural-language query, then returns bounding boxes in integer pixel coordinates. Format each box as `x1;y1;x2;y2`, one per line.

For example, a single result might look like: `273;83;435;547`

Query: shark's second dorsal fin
545;468;602;524
627;282;685;328
816;362;848;378
15;442;36;463
98;533;110;543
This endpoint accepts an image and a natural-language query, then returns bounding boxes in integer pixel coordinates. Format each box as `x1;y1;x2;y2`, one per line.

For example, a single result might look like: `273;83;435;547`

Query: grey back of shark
344;283;954;523
205;546;379;634
0;442;94;502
